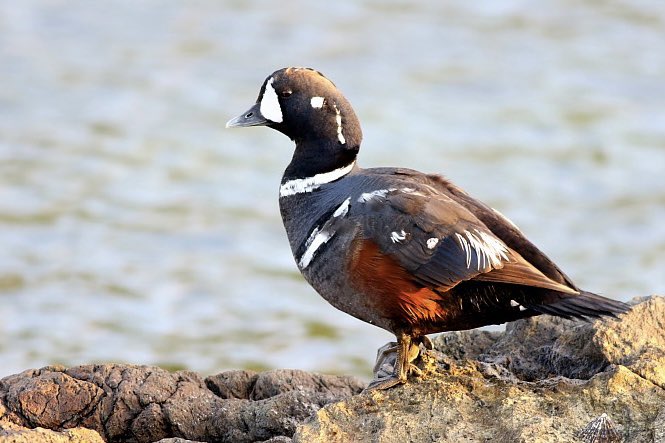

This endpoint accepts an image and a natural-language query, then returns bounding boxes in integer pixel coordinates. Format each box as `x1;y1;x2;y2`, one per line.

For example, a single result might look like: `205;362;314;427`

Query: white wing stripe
456;229;509;270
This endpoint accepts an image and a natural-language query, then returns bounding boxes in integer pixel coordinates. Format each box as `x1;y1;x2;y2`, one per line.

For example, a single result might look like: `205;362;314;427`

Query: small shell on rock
577;413;622;443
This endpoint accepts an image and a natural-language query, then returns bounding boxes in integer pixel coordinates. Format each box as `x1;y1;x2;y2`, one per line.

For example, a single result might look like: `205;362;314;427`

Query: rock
0;418;104;443
155;439;203;443
1;296;664;443
294;296;665;442
479;295;665;385
0;366;363;443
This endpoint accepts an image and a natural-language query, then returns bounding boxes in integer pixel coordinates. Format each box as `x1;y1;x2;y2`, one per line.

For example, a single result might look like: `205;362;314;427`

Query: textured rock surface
296;296;665;443
0;367;363;443
1;296;663;443
0;417;105;443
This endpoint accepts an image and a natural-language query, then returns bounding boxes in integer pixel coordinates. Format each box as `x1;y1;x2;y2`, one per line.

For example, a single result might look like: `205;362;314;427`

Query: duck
226;67;630;390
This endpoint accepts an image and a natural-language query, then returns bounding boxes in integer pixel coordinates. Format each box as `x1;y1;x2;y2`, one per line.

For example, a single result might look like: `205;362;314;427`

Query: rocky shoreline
1;296;664;443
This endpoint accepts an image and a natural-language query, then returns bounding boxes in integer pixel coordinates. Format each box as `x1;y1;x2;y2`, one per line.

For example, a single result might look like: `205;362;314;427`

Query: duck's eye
279;90;292;98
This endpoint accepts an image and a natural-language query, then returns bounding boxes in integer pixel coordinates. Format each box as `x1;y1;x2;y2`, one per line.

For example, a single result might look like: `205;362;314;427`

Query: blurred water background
1;0;664;379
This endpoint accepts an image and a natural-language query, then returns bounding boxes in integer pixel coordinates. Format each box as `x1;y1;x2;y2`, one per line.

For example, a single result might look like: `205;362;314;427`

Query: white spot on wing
508;299;527;311
390;230;407;243
280;161;355;197
356;186;426;204
357;188;397;203
310;96;324;108
260;77;283;123
427;237;439;249
455;229;509;270
332;103;345;144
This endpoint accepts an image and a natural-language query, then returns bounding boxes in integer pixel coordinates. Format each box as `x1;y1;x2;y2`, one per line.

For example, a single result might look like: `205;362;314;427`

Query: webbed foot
366;333;431;391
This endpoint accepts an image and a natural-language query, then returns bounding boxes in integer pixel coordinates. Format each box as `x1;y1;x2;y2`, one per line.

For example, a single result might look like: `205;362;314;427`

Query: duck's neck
282;139;359;181
279;140;359;199
281;95;362;188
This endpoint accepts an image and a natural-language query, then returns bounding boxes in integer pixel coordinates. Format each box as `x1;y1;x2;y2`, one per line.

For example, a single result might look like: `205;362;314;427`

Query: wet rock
1;296;663;443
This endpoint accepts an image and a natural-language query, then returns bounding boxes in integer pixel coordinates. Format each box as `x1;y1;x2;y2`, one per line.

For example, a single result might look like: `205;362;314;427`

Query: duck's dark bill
226;103;269;128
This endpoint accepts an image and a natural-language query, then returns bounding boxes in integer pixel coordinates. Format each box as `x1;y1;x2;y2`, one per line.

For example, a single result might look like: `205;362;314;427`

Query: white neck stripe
280;161;355;197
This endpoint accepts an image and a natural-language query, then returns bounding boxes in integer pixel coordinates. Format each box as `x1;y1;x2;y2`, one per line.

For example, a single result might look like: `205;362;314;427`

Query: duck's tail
528;291;631;321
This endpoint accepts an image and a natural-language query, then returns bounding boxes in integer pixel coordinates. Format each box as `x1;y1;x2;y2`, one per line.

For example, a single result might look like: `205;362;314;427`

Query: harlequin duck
226;67;630;390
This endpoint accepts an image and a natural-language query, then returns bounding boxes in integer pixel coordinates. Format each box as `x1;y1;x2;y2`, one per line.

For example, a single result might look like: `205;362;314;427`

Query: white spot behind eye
311;96;324;108
260;78;283;123
427;238;439;249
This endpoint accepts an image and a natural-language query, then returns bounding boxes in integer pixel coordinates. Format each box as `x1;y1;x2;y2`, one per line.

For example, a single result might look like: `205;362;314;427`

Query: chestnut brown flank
350;238;445;328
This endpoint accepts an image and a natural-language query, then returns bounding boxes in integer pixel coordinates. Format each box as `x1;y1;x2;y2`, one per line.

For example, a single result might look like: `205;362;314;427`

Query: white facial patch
427;237;439;249
310;96;325;109
455;229;509;270
260;77;283;123
279;161;355;197
332;103;346;144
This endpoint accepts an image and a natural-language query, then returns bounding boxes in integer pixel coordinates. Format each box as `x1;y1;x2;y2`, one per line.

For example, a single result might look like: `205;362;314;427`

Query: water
1;0;664;379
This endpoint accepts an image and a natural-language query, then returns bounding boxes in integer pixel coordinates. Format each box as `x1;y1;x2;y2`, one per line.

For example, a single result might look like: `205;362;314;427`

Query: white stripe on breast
297;198;352;270
280;161;355;197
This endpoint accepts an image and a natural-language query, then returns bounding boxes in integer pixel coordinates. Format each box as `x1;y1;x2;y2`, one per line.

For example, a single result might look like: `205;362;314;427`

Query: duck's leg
372;341;398;376
367;331;419;390
371;334;433;380
419;334;433;351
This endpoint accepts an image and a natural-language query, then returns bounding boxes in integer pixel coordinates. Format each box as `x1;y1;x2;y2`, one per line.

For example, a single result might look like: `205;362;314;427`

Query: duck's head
227;67;362;149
